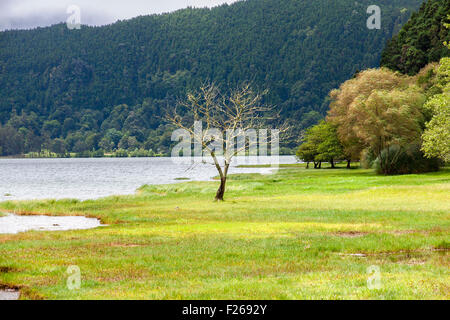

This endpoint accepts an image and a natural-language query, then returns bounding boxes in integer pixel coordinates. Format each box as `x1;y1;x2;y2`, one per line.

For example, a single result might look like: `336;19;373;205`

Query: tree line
297;25;449;174
297;2;449;175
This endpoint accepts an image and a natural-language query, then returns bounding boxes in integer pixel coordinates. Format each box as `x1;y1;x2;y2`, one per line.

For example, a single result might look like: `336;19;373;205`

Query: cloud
0;0;239;31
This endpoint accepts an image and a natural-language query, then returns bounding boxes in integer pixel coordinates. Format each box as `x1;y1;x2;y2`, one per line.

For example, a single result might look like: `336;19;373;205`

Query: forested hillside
0;0;423;156
381;0;449;75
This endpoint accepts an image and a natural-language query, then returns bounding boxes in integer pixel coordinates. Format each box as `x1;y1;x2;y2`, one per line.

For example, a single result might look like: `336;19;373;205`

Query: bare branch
165;82;289;200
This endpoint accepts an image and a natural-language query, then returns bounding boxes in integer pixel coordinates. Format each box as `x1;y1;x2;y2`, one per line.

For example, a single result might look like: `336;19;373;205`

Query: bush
361;149;376;169
374;144;441;175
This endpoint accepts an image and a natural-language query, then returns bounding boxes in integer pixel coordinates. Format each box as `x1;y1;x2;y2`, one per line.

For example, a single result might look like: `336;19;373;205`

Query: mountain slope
0;0;423;155
381;0;450;75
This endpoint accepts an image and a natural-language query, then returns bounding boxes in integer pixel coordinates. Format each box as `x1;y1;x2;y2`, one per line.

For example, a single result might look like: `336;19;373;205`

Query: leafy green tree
99;136;114;152
105;129;123;147
85;133;101;151
309;121;343;168
327;68;408;166
127;136;139;150
351;87;426;174
296;121;343;168
327;67;435;174
50;138;66;155
0;125;24;155
73;140;88;153
299;111;322;130
42;120;62;138
62;118;76;136
422;57;450;161
296;141;317;169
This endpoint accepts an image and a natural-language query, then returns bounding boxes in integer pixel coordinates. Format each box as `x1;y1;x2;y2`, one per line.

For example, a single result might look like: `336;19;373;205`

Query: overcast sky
0;0;239;31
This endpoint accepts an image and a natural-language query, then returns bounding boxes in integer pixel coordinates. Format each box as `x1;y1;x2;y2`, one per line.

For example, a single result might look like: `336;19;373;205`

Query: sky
0;0;239;31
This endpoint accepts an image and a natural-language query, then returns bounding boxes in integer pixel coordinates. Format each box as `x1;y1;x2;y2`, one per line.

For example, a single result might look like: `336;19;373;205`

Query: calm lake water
0;156;297;201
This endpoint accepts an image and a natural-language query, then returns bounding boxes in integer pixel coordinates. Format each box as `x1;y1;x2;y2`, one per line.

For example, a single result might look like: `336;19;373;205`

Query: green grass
0;166;449;300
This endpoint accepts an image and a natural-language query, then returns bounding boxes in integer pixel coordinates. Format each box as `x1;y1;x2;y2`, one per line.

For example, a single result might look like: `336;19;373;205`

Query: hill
381;0;450;75
0;0;423;156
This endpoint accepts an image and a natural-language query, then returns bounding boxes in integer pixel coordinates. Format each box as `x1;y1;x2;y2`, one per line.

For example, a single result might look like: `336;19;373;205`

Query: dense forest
381;0;450;75
0;0;424;156
297;0;449;174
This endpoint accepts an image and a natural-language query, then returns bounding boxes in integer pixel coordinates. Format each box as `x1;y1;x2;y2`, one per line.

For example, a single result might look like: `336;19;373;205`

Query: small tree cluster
296;121;344;169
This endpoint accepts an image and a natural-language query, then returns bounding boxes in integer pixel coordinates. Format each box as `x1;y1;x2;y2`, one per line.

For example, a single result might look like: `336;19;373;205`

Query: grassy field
0;165;449;300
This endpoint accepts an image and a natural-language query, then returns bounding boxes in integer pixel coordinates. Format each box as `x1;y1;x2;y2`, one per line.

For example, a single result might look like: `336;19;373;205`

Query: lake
0;156;297;201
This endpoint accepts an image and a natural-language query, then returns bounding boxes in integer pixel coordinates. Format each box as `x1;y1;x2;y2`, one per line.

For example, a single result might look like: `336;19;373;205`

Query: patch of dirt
374;248;449;255
384;252;429;265
391;227;448;236
0;266;15;273
401;259;427;266
338;247;449;259
339;253;367;257
391;230;417;235
333;231;368;238
109;243;143;248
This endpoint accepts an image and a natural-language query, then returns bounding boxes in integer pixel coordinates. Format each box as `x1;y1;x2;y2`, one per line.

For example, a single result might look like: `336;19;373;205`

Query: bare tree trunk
215;177;227;201
214;161;229;201
306;162;310;169
385;145;390;175
330;159;335;168
347;160;351;169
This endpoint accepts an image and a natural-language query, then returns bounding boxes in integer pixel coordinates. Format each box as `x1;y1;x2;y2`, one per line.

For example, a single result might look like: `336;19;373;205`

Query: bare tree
167;83;285;201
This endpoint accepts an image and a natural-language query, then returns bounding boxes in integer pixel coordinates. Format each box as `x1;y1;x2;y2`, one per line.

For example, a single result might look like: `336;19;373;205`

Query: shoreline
0;153;297;160
0;156;299;202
